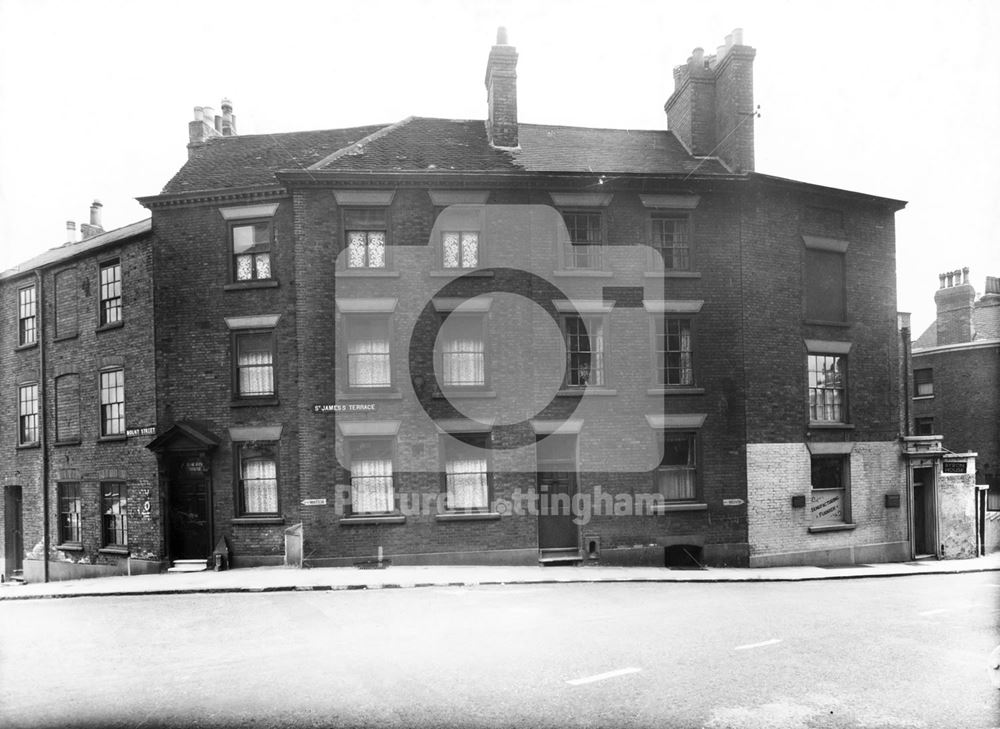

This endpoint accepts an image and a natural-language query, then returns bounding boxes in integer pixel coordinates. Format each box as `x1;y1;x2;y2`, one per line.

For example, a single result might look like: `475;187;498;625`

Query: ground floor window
443;434;490;510
58;482;81;544
655;432;698;501
101;482;127;546
987;484;1000;512
237;443;279;515
349;440;395;514
810;455;849;524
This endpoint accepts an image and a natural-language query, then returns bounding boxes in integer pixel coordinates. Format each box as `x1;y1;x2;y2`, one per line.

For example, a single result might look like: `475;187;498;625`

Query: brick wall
747;441;907;566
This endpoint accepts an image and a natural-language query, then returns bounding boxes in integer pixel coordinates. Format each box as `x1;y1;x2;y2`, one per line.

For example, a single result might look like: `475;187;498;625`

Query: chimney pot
497;26;508;45
732;28;744;45
938;273;947;289
66;221;77;244
963;266;970;284
89;200;103;227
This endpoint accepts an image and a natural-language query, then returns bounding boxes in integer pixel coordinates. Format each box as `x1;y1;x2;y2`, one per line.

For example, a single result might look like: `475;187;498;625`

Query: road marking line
734;638;782;651
917;608;950;616
566;667;642;686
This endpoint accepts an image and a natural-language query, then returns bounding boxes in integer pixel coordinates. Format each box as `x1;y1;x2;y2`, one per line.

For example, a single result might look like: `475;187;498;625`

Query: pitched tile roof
161;125;388;193
159;117;728;194
0;219;152;280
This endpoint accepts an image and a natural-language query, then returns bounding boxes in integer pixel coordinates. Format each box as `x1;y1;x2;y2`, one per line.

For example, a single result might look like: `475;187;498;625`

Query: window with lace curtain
655;432;698;501
236;443;280;516
442;434;491;510
654;317;694;386
231;220;273;282
439;315;486;388
344;208;388;269
348;439;395;514
346;316;392;390
233;331;276;400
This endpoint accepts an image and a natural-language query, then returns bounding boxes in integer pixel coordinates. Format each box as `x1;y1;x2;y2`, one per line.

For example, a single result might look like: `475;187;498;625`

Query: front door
536;434;579;551
168;456;211;560
913;467;935;557
4;486;24;578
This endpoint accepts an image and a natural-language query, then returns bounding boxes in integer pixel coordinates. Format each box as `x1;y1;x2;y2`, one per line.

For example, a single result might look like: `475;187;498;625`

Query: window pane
100;262;122;325
808;355;846;422
461;233;479;267
566;316;604;386
445;437;489;509
59;483;81;544
18;384;39;443
241;451;278;514
441;316;484;387
651;215;690;270
348;318;391;388
233;223;271;254
102;482;127;546
237;333;275;396
443;233;460;268
18;286;37;345
366;232;386;268
350;441;394;513
100;370;125;436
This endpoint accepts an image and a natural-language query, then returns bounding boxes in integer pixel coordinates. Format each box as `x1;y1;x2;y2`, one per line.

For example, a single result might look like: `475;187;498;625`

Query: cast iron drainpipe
35;269;49;583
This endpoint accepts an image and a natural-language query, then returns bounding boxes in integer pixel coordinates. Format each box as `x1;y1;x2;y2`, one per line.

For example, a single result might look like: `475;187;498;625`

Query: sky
1;0;998;335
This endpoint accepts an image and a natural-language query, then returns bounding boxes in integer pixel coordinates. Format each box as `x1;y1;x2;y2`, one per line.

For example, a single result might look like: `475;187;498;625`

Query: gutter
35;269;49;583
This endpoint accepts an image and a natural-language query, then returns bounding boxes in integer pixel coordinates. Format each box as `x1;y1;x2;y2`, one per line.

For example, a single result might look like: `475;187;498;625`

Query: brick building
3;28;916;580
908;269;1000;554
0;206;160;582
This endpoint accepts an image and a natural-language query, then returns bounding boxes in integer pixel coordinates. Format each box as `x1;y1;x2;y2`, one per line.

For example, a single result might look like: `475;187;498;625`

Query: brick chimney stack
80;200;104;240
665;29;756;173
934;267;976;345
188;99;236;157
485;27;519;148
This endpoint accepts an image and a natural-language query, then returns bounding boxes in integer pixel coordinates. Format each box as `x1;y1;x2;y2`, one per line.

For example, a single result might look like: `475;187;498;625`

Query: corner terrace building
2;29;911;580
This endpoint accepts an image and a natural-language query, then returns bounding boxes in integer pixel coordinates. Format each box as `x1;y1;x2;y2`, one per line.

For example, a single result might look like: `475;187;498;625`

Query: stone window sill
912;395;934;401
99;546;130;555
339;391;402;400
16;442;41;450
551;270;615;278
57;542;84;552
232;517;285;526
647;387;705;396
428;270;495;278
645;271;702;279
557;388;618;397
650;502;709;513
97;435;127;443
336;270;400;279
224;280;279;291
340;514;406;525
96;321;125;334
231;398;280;408
14;342;38;352
808;422;855;430
435;389;497;399
808;523;857;534
435;511;502;522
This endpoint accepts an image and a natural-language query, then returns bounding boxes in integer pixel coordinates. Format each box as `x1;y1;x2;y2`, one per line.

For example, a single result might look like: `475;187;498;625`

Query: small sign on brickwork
942;461;967;474
313;403;377;413
302;498;328;506
722;499;744;507
126;425;156;438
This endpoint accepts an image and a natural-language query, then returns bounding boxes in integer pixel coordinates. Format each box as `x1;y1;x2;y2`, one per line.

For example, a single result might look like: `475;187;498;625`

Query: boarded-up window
55;374;81;443
54;268;79;339
805;249;846;322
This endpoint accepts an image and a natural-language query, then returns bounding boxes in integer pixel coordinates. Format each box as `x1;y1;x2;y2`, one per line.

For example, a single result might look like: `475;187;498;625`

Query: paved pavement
2;552;999;600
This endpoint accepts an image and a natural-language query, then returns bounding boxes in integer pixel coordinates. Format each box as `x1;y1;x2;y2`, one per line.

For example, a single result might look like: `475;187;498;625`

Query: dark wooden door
536;434;579;551
168;458;211;560
4;486;23;577
913;467;934;556
537;471;578;550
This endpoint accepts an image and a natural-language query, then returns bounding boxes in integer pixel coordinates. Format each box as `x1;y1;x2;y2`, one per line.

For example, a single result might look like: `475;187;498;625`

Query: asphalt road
1;572;998;729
